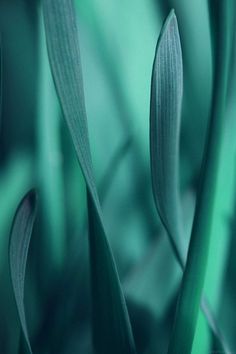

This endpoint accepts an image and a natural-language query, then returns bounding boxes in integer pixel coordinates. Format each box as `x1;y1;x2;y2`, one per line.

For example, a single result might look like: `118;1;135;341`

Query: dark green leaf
167;2;231;352
150;9;184;266
9;189;37;354
42;1;136;353
150;9;230;354
0;34;2;129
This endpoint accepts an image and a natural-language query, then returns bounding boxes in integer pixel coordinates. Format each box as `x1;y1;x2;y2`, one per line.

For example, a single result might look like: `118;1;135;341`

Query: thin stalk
37;9;66;269
168;1;231;353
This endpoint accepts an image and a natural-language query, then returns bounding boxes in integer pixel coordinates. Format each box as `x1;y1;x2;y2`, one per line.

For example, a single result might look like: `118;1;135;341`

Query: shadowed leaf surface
150;9;184;265
167;1;231;353
150;9;230;354
42;1;136;353
9;189;37;354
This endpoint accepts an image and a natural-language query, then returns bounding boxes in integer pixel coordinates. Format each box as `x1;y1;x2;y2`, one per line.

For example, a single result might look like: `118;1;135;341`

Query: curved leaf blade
166;2;231;353
150;9;184;266
150;9;230;354
42;1;136;353
9;189;37;354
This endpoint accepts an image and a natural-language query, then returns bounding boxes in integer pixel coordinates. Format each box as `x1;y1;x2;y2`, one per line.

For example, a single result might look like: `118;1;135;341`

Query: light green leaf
42;1;136;353
150;9;230;354
9;189;37;354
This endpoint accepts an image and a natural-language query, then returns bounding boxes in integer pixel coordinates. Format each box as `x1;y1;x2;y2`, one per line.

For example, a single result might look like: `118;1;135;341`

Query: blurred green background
0;1;235;353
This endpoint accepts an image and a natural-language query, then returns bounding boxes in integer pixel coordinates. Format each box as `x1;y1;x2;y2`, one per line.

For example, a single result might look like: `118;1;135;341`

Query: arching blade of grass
9;189;37;354
166;1;231;353
42;1;136;353
150;9;230;354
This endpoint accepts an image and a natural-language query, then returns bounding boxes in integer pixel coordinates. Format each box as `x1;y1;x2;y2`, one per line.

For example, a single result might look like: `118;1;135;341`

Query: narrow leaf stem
168;1;231;353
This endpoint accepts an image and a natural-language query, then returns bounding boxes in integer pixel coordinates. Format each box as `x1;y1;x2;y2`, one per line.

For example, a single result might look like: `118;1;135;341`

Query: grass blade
150;9;230;354
150;9;184;266
9;189;37;354
42;1;136;353
167;1;231;352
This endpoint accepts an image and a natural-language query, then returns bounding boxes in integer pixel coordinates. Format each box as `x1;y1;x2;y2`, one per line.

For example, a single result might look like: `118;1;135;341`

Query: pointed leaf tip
150;9;184;264
9;189;37;354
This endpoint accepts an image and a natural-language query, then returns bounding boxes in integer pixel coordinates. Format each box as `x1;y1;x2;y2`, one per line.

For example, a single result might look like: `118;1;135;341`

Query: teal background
0;1;235;353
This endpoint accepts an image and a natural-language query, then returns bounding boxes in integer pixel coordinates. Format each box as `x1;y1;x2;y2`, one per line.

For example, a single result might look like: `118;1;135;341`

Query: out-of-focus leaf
0;34;2;128
99;136;132;202
37;12;66;269
9;189;37;354
167;1;231;353
124;233;181;319
150;9;230;354
42;1;136;353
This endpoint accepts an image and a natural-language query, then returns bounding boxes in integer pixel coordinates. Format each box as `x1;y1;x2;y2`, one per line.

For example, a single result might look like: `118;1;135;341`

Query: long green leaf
150;9;184;266
150;9;230;354
42;1;136;353
166;1;231;353
9;189;37;354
